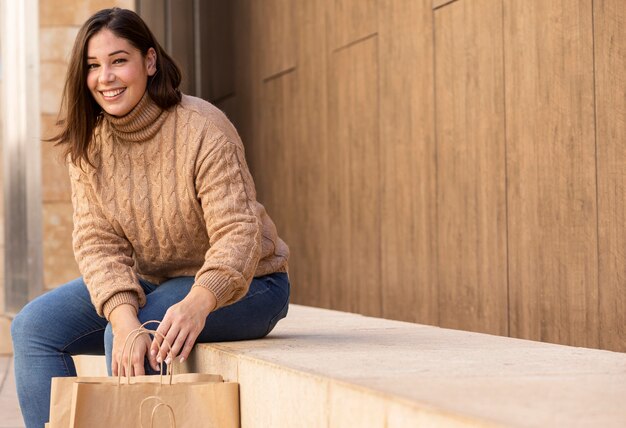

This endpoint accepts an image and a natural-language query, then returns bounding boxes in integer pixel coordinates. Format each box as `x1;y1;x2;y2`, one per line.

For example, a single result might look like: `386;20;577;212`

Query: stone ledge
185;305;626;428
0;316;13;355
67;304;626;426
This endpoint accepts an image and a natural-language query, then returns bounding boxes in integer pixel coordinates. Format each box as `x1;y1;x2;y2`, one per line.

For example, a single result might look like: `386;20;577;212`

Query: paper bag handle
133;320;177;379
118;326;174;385
140;396;176;428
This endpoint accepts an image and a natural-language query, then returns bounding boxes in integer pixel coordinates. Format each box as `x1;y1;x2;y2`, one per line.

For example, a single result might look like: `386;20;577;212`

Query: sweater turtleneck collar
103;92;167;142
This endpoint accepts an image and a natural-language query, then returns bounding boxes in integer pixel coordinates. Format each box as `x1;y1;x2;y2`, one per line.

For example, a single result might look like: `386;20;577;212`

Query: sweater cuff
103;291;139;320
193;271;234;309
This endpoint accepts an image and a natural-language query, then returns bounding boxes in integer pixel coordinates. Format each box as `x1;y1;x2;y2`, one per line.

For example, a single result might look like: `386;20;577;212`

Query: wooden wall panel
435;0;508;335
328;38;381;316
330;0;378;50
231;0;260;184
197;0;235;102
505;0;598;347
288;0;330;308
595;0;626;352
169;0;195;94
137;0;166;45
254;0;296;79
257;73;298;291
378;0;437;325
190;0;624;350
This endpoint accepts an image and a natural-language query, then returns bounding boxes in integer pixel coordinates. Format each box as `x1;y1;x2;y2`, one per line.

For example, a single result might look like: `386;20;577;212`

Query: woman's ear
146;47;157;76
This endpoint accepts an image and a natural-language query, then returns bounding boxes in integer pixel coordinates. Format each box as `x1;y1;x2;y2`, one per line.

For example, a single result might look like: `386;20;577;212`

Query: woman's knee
11;300;48;351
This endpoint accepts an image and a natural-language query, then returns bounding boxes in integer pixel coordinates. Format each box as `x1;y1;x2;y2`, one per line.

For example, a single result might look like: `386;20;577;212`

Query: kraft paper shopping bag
69;379;239;427
49;325;238;427
48;372;225;427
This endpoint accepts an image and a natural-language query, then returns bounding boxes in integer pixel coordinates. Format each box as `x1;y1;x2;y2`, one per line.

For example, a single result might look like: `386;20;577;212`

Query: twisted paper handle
140;396;176;428
118;321;175;385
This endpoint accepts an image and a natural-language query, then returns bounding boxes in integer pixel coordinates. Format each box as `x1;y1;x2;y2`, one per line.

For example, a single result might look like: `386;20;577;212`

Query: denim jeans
11;272;289;428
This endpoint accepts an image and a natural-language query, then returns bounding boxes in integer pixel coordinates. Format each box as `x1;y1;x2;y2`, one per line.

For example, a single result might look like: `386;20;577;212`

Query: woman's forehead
87;29;138;57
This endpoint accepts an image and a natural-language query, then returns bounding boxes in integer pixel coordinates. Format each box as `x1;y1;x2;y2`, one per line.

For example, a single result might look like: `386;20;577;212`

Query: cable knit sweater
69;93;289;320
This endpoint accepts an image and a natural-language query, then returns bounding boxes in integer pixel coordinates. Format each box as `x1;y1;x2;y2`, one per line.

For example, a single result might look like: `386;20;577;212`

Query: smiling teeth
102;88;125;97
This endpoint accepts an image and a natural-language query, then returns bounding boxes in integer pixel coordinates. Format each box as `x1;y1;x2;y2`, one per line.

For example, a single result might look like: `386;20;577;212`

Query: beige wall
0;68;5;313
206;0;626;352
0;65;7;353
39;0;135;290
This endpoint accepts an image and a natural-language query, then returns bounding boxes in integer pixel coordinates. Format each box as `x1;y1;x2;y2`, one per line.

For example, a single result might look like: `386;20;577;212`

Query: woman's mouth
100;88;126;100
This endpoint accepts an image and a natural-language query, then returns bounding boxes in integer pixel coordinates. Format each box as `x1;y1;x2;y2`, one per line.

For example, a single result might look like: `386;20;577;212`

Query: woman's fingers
132;355;145;376
179;332;198;363
152;317;173;360
112;357;119;376
167;329;191;362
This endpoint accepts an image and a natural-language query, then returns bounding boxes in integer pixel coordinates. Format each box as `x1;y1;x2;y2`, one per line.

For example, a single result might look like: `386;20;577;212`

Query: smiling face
86;29;156;117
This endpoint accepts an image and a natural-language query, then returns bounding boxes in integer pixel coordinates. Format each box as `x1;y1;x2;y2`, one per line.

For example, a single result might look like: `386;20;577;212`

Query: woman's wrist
189;286;218;314
109;304;140;332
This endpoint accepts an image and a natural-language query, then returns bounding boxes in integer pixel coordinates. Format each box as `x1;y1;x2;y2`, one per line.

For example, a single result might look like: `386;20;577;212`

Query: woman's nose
98;66;115;84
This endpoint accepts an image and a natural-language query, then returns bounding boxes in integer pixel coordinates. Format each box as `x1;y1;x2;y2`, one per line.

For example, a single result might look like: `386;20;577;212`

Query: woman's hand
109;304;159;376
151;287;217;365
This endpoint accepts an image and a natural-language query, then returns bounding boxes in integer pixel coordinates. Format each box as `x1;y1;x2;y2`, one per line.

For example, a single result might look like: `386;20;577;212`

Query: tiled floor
0;356;25;428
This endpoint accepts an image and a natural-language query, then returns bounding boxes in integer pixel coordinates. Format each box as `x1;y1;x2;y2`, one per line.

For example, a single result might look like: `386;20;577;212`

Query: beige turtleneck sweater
69;93;289;320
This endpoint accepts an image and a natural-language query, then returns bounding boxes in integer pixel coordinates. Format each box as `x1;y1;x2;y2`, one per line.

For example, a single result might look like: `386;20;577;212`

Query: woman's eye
113;58;127;64
87;63;98;70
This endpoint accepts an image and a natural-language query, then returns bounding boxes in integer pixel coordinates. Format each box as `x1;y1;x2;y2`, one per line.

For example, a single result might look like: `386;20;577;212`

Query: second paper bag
69;379;239;428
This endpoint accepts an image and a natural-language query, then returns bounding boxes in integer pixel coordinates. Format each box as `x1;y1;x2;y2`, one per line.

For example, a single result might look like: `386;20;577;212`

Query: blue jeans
11;272;289;428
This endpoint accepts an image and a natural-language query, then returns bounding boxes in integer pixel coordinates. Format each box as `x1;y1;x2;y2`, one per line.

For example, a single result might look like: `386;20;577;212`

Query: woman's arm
152;137;262;363
70;163;158;375
70;163;145;318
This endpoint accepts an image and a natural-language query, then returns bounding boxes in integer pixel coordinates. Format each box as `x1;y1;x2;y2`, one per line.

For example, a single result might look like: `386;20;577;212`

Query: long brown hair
50;8;181;167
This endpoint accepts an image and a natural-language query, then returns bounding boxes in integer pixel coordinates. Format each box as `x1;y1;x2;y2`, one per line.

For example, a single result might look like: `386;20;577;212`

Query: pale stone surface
72;355;108;377
40;62;67;115
329;382;387;427
0;248;4;314
186;346;238;382
42;202;80;289
237;358;328;428
40;0;135;27
89;0;135;15
385;400;486;428
0;317;12;355
0;357;24;427
39;27;79;63
41;115;71;202
190;305;626;427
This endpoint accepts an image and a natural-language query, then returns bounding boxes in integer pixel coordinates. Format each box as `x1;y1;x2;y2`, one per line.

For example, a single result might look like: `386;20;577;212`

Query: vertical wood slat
595;0;626;352
289;0;330;308
258;73;297;294
137;0;166;46
328;38;381;317
378;0;438;325
257;0;296;79
505;0;598;347
434;0;508;335
197;0;235;102
232;0;260;185
168;0;195;94
330;0;378;50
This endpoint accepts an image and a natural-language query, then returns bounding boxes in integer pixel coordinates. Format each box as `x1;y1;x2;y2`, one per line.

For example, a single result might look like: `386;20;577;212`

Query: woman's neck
103;92;167;142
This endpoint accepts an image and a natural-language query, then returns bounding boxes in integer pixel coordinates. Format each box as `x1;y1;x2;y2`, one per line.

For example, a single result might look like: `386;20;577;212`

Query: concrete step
0;316;12;355
185;305;626;428
58;305;626;426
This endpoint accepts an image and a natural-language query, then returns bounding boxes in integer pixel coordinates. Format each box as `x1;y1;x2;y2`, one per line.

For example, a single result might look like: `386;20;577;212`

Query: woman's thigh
11;277;108;356
139;272;290;342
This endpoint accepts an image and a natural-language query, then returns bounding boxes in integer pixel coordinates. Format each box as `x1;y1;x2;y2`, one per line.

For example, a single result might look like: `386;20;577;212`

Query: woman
11;7;290;428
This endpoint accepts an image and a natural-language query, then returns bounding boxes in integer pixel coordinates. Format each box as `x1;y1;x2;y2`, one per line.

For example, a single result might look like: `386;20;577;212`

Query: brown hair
50;8;181;167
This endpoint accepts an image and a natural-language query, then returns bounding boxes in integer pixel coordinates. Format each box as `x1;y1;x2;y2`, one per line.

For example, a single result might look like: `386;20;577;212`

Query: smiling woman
86;29;156;117
10;7;290;428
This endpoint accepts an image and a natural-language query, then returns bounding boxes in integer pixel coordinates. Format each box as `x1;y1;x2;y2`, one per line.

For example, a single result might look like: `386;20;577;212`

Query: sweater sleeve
192;139;262;309
69;163;145;320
